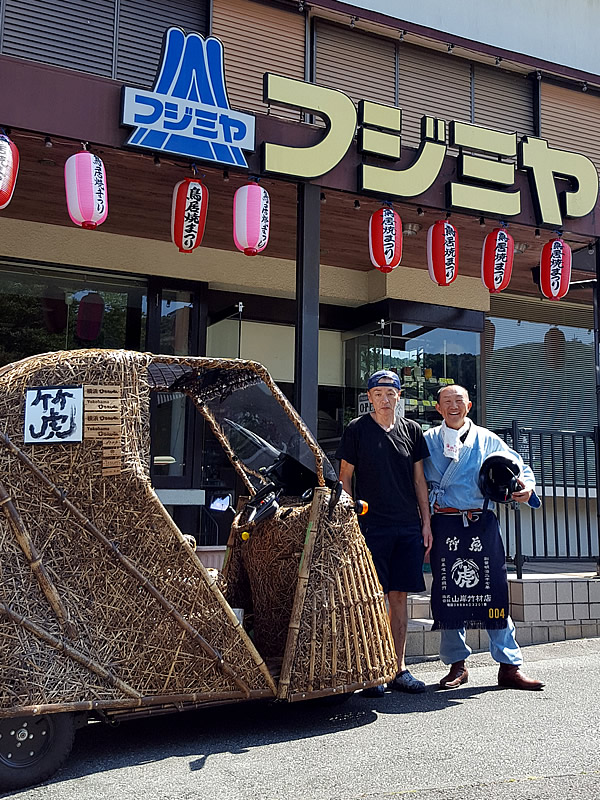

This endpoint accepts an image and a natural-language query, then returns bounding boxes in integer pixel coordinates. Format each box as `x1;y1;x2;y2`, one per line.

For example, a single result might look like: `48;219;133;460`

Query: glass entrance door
343;321;481;430
149;286;200;489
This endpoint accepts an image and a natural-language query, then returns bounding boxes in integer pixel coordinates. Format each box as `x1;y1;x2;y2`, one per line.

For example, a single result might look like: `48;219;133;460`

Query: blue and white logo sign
121;27;255;167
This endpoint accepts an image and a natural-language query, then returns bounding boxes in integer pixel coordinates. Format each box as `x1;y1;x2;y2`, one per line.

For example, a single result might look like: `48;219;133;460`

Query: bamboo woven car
0;349;395;790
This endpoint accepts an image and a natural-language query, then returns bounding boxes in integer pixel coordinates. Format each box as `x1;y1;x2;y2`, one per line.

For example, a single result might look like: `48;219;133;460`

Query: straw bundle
0;350;277;718
278;488;397;700
225;498;309;664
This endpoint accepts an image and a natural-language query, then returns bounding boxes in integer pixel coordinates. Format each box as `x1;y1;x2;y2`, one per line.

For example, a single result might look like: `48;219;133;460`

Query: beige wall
0;217;489;311
207;319;344;386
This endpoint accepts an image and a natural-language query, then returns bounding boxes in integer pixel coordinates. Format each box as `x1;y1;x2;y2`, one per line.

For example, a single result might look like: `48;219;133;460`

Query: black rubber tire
0;712;76;791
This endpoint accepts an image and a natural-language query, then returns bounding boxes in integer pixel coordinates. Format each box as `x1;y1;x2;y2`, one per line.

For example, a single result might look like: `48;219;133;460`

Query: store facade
1;0;599;549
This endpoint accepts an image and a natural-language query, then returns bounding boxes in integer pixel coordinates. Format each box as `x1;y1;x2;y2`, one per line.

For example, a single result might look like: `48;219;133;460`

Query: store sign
261;75;599;227
24;387;83;444
121;28;255;167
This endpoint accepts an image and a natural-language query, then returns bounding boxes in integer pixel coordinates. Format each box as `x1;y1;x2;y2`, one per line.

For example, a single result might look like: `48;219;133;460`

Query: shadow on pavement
28;679;503;790
42;697;377;787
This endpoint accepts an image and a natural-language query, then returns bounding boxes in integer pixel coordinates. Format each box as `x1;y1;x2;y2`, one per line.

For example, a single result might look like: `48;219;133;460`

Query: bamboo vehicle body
0;350;396;790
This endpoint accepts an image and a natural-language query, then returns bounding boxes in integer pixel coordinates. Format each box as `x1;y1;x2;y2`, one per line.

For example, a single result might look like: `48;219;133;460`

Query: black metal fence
495;422;600;578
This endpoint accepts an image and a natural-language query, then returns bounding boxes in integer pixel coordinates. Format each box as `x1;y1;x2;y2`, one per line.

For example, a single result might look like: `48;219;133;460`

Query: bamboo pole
336;571;353;680
329;582;337;681
357;547;386;671
308;592;317;692
0;688;275;720
276;488;324;699
342;565;363;682
0;482;77;639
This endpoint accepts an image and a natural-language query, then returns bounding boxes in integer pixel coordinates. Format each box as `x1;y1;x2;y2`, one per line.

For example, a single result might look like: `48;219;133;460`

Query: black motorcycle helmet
478;452;522;504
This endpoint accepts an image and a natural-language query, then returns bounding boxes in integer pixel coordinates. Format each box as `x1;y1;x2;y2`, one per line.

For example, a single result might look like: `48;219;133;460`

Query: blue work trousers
440;616;523;666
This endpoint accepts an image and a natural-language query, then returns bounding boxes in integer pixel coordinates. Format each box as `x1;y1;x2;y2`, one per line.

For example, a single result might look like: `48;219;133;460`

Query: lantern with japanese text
64;150;108;229
369;207;402;273
481;227;514;293
171;177;209;253
233;182;270;256
540;238;571;301
0;133;19;210
427;220;459;286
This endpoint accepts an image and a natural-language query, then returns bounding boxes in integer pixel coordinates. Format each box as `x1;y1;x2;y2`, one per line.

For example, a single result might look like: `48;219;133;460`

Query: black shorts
360;522;426;594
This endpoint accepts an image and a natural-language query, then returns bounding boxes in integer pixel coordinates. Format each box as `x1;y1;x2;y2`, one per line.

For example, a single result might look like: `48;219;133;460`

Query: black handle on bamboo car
328;480;343;518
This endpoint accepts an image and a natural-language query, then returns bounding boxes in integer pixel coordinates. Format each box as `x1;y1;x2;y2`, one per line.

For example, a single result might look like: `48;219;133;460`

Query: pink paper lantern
0;133;19;210
540;238;571;301
233;183;270;256
481;227;514;294
369;207;402;273
171;178;209;253
427;220;459;286
64;151;108;229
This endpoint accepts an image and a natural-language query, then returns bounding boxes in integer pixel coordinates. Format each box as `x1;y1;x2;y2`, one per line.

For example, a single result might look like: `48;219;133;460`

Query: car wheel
0;712;75;791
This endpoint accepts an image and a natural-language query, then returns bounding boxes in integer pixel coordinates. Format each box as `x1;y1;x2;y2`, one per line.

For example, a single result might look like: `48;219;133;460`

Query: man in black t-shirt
336;369;431;695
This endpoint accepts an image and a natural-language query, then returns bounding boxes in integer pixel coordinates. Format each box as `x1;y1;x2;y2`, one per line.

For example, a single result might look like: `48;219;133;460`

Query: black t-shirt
335;414;429;526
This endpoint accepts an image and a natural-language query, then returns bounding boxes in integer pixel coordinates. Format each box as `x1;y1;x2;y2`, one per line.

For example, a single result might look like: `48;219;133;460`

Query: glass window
485;317;595;430
343;322;480;430
0;263;146;368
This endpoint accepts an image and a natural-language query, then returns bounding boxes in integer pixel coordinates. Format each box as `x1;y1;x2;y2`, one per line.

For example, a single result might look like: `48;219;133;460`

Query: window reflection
344;322;480;429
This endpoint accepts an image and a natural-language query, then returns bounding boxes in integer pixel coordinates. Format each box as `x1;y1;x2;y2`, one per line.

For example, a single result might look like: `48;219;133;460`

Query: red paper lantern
481;227;514;293
0;133;19;210
233;182;270;256
369;207;402;273
540;238;571;301
427;220;459;286
171;178;209;253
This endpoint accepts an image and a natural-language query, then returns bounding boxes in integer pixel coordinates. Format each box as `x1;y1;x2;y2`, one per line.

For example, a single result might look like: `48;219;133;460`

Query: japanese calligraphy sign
0;133;19;210
481;227;514;293
24;387;83;444
368;207;402;272
171;178;209;253
427;220;459;286
540;237;572;300
121;28;255;167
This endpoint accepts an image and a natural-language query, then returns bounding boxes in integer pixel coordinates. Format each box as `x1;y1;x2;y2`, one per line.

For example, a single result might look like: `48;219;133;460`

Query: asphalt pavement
5;638;600;800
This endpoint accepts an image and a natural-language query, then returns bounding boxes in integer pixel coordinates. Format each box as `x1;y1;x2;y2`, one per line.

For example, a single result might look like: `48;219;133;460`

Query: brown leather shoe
439;660;469;689
498;663;544;691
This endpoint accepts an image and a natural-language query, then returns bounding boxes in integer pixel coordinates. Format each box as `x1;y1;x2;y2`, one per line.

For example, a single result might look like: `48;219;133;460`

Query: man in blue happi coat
423;384;544;691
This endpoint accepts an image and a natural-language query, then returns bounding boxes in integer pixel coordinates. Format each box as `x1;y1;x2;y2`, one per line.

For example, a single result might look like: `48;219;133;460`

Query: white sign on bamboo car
24;386;84;444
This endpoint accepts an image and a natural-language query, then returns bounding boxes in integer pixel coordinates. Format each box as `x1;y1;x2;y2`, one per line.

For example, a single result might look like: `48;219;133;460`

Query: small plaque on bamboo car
84;412;121;425
102;459;122;470
84;425;121;439
24;386;83;444
84;385;122;399
85;398;122;412
102;466;122;477
102;446;122;458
